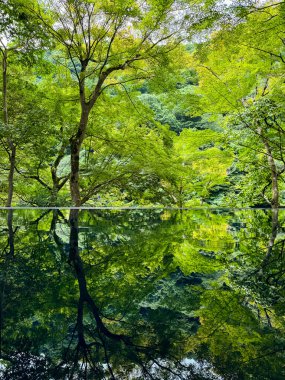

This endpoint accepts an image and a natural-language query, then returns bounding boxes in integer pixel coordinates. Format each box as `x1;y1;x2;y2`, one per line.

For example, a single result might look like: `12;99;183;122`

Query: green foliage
191;1;285;206
1;208;285;378
224;98;285;206
1;0;285;206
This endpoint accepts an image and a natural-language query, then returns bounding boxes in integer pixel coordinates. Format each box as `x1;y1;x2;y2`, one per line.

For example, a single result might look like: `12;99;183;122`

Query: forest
0;0;284;208
2;2;285;378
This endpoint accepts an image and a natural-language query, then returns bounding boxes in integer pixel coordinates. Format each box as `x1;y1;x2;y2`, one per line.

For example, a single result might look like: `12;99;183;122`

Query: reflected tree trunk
68;209;126;343
0;209;15;357
266;207;279;258
66;210;165;378
260;208;279;273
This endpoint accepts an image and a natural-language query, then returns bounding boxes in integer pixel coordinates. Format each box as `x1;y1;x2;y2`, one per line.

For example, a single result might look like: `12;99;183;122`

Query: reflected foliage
0;209;285;379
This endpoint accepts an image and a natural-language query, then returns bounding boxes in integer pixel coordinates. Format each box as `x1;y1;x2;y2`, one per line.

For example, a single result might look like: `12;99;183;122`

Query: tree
191;1;285;207
226;99;285;207
0;0;49;206
24;0;198;206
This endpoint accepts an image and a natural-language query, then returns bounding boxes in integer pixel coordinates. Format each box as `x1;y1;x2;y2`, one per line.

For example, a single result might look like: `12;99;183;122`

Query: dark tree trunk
68;209;127;341
258;126;279;208
50;186;59;207
2;50;7;126
260;207;279;273
267;207;279;258
49;139;69;206
6;143;16;208
50;167;59;206
2;49;16;207
70;105;90;206
0;208;15;355
263;138;279;208
7;209;14;257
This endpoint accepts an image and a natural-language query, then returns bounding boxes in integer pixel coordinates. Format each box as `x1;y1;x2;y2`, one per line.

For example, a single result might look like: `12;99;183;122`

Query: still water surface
0;208;284;379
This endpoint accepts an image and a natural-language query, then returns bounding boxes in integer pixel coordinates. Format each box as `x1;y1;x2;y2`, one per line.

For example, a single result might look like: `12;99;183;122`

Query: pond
0;208;284;379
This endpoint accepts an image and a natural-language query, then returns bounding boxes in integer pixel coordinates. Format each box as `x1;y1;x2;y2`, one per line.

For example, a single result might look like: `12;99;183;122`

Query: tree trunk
258;126;279;208
70;105;90;206
6;143;16;208
50;186;58;207
7;209;14;257
2;49;16;208
263;138;279;208
50;138;69;206
50;166;59;206
2;49;8;126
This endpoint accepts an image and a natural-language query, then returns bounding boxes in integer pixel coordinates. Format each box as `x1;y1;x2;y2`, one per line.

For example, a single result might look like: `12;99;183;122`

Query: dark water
0;208;284;379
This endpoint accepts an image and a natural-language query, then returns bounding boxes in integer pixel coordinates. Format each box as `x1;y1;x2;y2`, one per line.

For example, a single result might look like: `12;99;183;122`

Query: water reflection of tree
206;208;285;379
66;208;204;379
0;209;17;359
0;209;285;379
0;210;209;379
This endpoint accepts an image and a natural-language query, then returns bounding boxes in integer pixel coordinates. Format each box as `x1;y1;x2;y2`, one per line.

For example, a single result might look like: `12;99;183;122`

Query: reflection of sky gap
128;358;224;379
